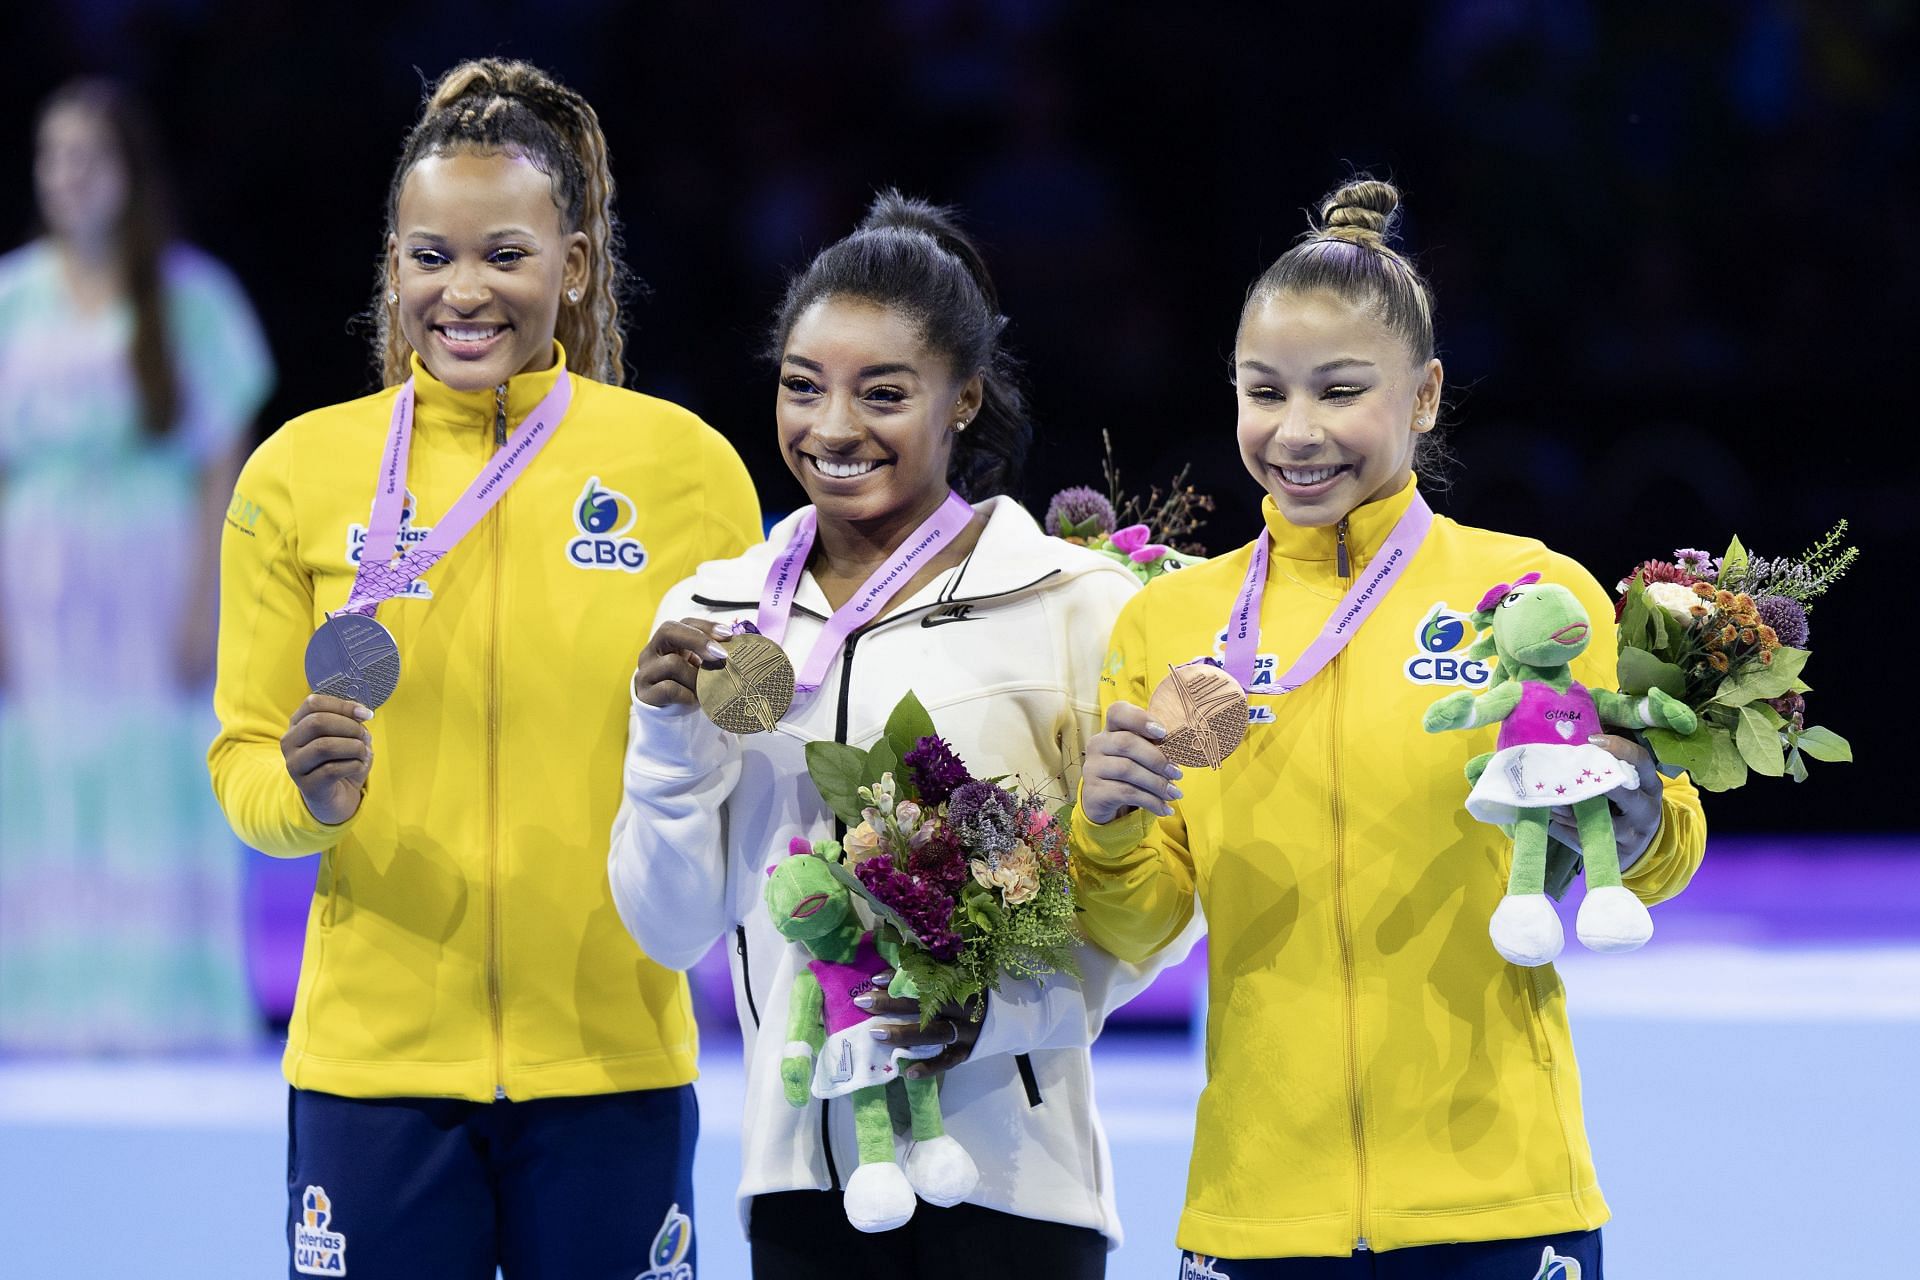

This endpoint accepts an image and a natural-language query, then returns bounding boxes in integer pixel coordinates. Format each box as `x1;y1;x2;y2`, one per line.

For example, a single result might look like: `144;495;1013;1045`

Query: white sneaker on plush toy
905;1134;979;1208
844;1161;917;1233
1577;885;1653;954
1490;893;1563;967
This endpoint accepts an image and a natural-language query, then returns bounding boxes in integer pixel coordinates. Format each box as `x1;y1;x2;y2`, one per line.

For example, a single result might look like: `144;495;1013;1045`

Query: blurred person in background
0;78;272;1053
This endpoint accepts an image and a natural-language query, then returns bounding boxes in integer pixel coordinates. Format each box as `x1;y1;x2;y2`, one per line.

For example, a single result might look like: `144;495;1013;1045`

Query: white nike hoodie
607;496;1201;1247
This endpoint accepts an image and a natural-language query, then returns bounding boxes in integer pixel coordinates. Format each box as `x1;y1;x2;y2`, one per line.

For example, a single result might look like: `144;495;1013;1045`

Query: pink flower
1109;524;1170;564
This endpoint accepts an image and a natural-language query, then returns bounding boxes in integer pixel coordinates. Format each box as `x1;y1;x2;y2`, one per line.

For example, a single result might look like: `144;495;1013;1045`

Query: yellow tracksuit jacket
209;347;759;1102
1072;481;1705;1258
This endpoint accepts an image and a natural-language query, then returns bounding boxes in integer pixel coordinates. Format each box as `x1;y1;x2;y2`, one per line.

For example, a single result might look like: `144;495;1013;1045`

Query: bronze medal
697;632;796;734
1148;663;1249;769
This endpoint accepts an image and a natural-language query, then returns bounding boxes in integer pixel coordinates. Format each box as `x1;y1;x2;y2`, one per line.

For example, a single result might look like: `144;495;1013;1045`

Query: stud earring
567;287;581;304
1416;414;1433;427
387;290;398;304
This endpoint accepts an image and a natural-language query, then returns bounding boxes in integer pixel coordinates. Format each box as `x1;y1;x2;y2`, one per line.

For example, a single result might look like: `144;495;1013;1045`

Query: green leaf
1711;647;1811;705
1793;725;1853;764
865;737;900;793
805;740;872;828
1617;580;1653;652
1735;705;1786;777
1646;596;1669;649
1645;725;1748;792
1721;534;1749;583
1643;725;1716;775
883;691;940;766
1618;646;1687;698
1786;746;1809;783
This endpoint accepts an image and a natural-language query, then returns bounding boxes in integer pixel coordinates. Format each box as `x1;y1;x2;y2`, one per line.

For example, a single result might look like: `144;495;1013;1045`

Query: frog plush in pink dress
1424;574;1698;966
765;843;978;1231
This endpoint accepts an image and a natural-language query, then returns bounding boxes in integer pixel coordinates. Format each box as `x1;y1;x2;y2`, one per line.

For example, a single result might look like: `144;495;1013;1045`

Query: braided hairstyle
373;59;627;387
770;190;1031;502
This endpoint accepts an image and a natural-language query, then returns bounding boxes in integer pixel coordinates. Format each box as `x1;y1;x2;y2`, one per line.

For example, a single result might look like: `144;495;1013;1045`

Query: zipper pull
1336;517;1351;579
1355;1237;1371;1252
493;383;508;447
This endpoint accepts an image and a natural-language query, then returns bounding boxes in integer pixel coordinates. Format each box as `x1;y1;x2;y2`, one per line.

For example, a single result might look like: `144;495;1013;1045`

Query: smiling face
776;296;982;531
388;149;588;392
1234;289;1443;528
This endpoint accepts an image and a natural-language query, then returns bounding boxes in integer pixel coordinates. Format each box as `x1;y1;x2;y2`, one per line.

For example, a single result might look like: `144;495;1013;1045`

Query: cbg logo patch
293;1185;347;1275
636;1202;693;1280
1404;603;1491;688
566;476;648;573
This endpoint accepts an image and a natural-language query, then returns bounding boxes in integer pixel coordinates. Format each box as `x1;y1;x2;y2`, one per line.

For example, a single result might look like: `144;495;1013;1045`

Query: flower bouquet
1042;430;1214;582
1613;524;1855;791
799;692;1080;1024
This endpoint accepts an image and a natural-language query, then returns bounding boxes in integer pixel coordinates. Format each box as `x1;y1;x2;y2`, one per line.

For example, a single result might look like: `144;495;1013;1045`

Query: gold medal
1149;663;1248;769
697;632;796;734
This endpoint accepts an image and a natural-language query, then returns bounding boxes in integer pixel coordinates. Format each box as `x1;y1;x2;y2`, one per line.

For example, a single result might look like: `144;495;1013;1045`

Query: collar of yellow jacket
1260;473;1421;565
405;341;571;432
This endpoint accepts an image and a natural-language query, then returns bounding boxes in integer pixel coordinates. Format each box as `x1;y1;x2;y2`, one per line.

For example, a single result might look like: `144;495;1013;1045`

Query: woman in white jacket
607;193;1197;1278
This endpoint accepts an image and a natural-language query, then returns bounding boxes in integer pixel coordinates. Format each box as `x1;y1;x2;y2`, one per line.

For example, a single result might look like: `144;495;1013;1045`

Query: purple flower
903;735;972;806
948;780;1019;855
856;858;961;961
1045;487;1116;539
1756;595;1809;648
908;826;971;898
1673;548;1716;577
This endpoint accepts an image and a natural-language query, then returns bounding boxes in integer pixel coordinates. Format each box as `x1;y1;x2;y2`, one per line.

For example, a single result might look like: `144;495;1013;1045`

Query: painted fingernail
869;1027;893;1042
1144;721;1168;740
1164;763;1184;780
851;993;874;1009
352;705;374;721
1167;786;1184;801
705;643;729;662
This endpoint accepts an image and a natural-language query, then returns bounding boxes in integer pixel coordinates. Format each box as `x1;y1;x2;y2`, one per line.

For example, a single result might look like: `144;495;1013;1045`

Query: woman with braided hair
209;59;759;1278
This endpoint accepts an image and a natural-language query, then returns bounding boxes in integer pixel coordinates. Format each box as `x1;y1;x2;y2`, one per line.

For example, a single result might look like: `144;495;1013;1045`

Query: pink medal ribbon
339;373;572;616
757;490;976;693
1219;491;1434;694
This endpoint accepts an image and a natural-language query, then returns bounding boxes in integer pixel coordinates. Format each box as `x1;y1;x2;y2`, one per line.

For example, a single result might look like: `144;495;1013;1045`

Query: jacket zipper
1329;518;1368;1251
737;926;759;1028
487;383;508;1100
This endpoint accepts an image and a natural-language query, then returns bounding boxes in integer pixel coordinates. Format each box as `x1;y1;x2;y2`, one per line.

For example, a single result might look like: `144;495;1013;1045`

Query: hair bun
859;189;1001;311
1317;178;1401;244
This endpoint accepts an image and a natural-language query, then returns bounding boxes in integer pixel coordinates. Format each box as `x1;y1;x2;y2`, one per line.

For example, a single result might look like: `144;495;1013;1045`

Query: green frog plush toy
1424;574;1697;966
765;842;979;1231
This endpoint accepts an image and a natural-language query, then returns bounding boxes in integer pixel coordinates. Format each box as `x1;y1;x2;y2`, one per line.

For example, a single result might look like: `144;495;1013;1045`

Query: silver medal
305;613;402;708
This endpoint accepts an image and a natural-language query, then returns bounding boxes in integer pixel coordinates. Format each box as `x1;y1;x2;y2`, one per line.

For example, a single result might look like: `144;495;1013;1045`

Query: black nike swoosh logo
921;609;979;627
